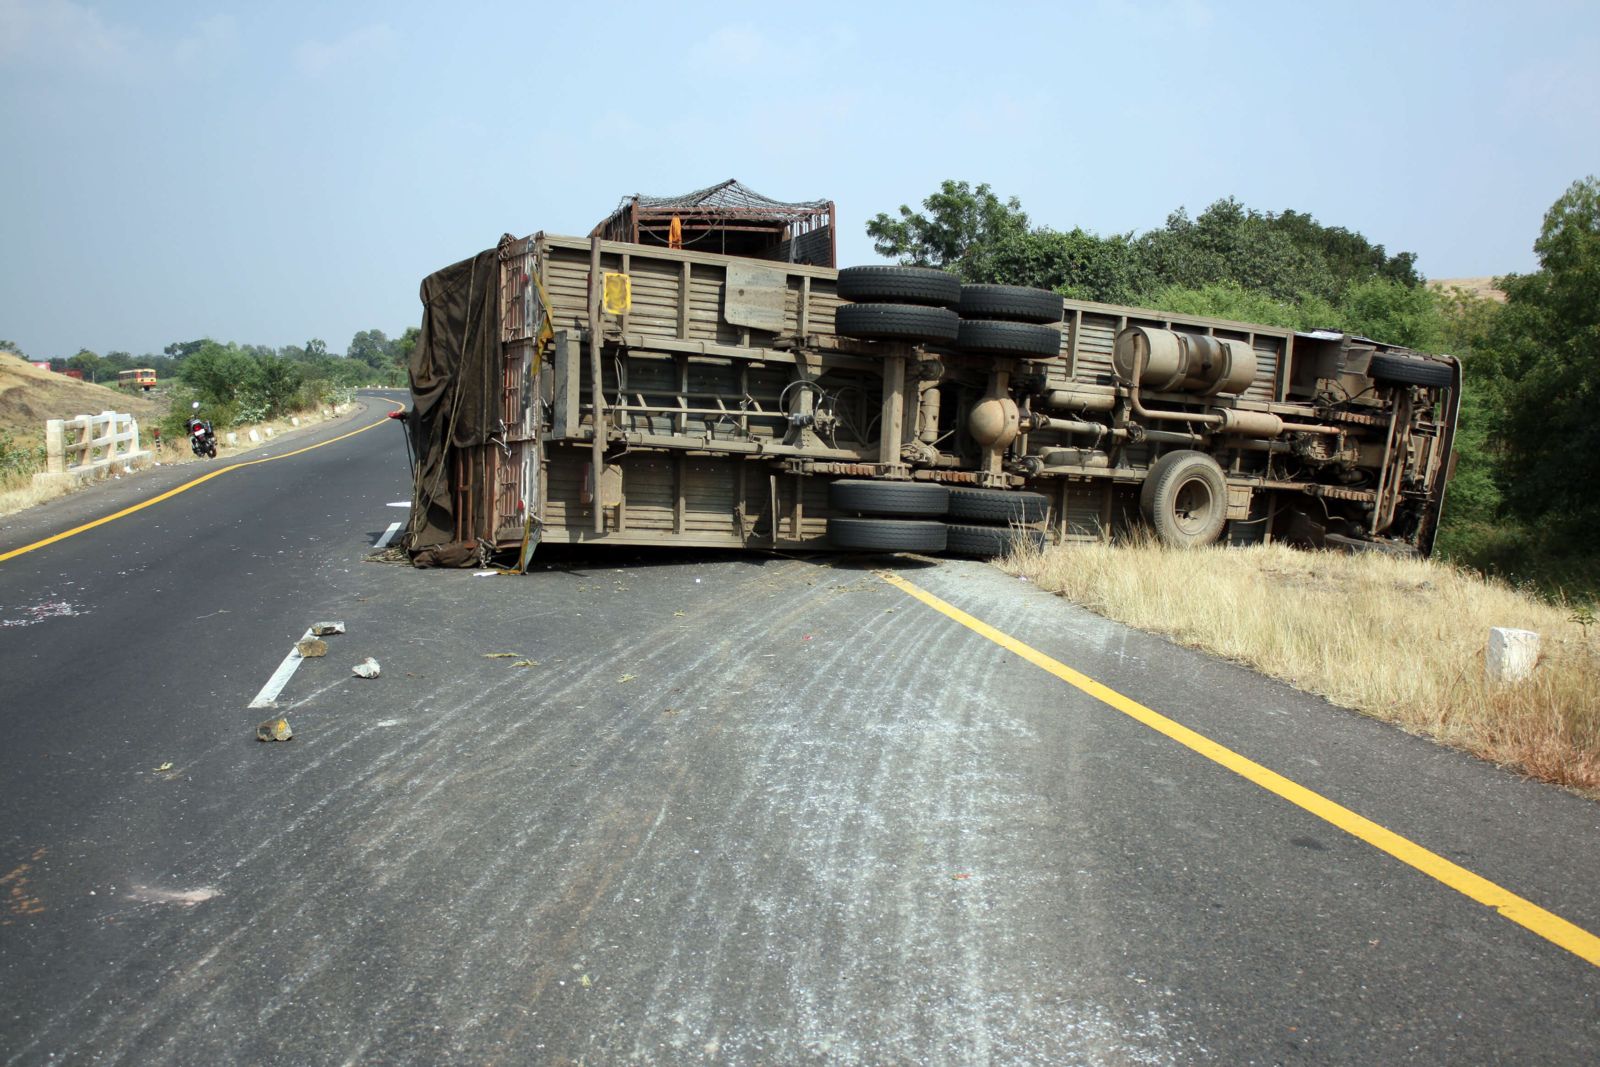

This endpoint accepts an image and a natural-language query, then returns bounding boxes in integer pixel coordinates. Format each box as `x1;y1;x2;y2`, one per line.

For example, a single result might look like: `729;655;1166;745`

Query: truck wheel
829;479;950;517
836;303;960;344
1367;352;1453;388
827;517;948;553
1140;450;1227;548
956;319;1062;359
946;486;1050;524
957;284;1063;324
837;266;961;308
944;523;1046;557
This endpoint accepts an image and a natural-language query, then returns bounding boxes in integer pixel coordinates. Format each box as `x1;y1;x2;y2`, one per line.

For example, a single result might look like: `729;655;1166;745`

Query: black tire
829;479;949;517
827;517;948;553
946;486;1050;524
944;523;1046;558
1139;450;1227;548
955;319;1062;359
957;284;1063;324
835;303;960;344
836;266;961;308
1367;352;1453;388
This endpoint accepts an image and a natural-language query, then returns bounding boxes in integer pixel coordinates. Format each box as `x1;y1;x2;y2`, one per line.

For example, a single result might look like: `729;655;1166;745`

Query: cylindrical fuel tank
1113;326;1256;396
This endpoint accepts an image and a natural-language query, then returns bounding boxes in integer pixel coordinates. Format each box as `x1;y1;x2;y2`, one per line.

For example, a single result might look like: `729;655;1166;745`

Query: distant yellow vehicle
117;368;157;391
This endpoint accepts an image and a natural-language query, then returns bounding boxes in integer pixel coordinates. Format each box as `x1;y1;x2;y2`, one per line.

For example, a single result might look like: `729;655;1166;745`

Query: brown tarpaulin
405;247;500;564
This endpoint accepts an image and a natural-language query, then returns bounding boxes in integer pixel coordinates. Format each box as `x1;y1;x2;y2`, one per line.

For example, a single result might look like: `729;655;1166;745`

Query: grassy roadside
1001;538;1600;795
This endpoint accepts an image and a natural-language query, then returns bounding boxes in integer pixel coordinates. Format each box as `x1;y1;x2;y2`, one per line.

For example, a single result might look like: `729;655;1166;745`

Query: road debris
295;638;328;658
311;621;346;636
510;659;540;668
128;885;220;907
155;762;173;772
483;652;522;659
352;658;381;679
618;674;636;683
256;718;293;742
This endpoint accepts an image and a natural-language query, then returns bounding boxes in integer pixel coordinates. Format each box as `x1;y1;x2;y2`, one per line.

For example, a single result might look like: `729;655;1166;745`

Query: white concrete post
45;419;65;473
1486;628;1540;683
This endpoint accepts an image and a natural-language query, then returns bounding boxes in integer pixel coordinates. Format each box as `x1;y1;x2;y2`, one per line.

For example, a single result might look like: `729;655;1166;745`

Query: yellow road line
0;404;403;565
877;569;1600;969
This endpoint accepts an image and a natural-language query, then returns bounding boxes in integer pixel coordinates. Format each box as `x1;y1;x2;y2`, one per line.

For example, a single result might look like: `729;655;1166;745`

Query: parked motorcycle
188;401;217;458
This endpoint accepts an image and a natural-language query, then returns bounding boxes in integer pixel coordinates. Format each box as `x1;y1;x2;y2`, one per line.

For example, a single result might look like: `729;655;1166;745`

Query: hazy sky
3;0;1596;359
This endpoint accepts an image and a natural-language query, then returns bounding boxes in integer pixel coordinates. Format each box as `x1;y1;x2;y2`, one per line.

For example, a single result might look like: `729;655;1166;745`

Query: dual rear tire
825;481;1049;557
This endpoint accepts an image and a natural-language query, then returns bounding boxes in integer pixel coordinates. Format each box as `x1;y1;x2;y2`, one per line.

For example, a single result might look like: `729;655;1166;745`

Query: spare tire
827;517;948;553
956;319;1062;359
944;523;1046;558
1367;352;1454;388
829;479;949;517
946;486;1050;524
837;266;961;308
958;284;1063;324
836;303;960;344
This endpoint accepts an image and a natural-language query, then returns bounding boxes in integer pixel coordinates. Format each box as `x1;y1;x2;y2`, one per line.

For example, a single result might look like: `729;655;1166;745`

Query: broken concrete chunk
352;657;380;679
311;621;345;636
256;718;293;742
296;638;328;658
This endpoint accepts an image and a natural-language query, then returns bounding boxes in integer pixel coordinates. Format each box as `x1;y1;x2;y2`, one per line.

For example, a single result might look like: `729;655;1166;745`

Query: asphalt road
1;392;1597;1065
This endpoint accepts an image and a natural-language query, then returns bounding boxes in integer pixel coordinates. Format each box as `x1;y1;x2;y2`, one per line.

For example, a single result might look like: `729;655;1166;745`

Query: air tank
1113;326;1256;397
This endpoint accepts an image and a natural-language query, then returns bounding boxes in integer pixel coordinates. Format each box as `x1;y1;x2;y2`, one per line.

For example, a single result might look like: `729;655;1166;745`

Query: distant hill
1430;277;1508;303
0;354;167;439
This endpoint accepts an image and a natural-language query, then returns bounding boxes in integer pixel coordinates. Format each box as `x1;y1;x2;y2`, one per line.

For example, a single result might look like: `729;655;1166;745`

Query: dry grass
1002;537;1600;794
0;353;164;437
0;405;354;520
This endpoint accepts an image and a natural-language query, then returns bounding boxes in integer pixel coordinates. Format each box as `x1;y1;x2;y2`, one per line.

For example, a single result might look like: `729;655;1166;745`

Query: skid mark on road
878;569;1600;970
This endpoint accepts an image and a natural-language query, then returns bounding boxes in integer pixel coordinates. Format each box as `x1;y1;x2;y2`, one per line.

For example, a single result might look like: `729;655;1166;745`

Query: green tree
0;339;23;356
866;180;1031;279
67;348;103;382
347;329;391;372
1336;278;1444;350
179;340;259;407
164;339;206;360
304;338;329;359
1477;176;1600;533
250;355;304;416
1143;282;1339;331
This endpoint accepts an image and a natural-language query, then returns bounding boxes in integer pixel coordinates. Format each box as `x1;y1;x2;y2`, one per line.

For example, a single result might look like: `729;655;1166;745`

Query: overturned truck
402;191;1458;568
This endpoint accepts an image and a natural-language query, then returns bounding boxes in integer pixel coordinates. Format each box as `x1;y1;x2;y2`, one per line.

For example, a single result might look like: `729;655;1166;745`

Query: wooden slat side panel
1250;336;1286;401
1073;313;1121;387
618;457;676;532
686;265;739;345
683;460;739;534
544;453;588;531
